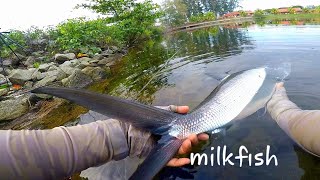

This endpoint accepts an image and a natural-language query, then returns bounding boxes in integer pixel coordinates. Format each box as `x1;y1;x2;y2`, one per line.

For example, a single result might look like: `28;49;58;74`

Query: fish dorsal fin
31;87;179;134
192;70;247;112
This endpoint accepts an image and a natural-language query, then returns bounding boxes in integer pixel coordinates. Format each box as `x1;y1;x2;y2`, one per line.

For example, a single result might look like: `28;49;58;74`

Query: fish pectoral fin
31;87;180;134
129;136;183;180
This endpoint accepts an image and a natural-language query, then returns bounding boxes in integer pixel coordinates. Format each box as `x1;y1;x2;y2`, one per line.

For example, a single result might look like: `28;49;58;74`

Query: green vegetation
161;0;241;27
264;13;320;20
238;10;247;17
253;9;265;18
1;0;162;58
190;12;216;23
33;62;40;68
253;5;320;22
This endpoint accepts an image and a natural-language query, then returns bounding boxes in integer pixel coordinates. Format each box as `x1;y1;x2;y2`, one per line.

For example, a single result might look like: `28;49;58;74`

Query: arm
267;83;320;156
0;105;208;179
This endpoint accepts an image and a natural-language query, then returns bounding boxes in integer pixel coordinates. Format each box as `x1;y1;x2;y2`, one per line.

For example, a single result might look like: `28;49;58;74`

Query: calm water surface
84;23;320;179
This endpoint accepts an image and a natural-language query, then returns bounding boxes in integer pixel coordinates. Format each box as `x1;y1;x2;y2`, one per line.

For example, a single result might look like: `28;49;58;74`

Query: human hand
165;105;210;167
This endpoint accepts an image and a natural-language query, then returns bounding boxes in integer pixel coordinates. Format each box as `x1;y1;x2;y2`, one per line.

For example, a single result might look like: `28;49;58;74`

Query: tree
302;8;310;13
77;0;135;20
254;9;265;17
288;7;295;14
78;0;162;44
314;5;320;14
271;8;278;15
239;10;247;17
161;0;188;27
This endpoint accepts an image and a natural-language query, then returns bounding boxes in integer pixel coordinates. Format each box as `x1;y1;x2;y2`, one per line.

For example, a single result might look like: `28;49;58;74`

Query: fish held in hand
31;64;290;180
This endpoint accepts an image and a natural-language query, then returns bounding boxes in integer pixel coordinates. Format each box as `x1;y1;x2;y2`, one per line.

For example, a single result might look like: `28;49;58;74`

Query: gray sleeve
0;119;154;179
267;86;320;157
0;105;180;179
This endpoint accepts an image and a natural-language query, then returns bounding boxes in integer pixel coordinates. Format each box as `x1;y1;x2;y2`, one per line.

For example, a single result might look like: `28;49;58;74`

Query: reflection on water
84;22;320;179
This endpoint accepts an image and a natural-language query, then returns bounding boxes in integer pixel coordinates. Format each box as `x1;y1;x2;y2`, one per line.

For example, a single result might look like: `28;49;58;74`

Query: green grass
264;13;320;20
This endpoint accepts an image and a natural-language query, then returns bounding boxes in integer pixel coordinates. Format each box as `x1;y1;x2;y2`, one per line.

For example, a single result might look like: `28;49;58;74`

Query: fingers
169;105;189;114
276;82;284;89
178;133;209;154
167;158;191;167
197;133;209;141
178;139;191;154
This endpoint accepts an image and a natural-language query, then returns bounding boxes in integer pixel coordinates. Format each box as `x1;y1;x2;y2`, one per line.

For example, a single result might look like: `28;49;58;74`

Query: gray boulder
60;66;78;75
92;54;104;60
0;74;10;85
62;69;93;88
0;88;9;96
24;56;36;67
45;67;67;81
55;53;76;64
81;67;107;81
32;70;45;81
39;62;55;72
98;57;114;65
34;76;57;87
8;69;36;85
2;60;12;66
110;46;119;52
11;53;26;66
101;49;114;57
0;95;30;121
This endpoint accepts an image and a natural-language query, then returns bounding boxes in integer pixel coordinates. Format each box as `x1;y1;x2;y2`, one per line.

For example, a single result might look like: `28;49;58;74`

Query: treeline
161;0;240;27
253;5;320;17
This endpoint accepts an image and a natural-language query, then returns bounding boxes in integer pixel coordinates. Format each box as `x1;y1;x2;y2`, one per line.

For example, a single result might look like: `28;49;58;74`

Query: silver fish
31;64;290;180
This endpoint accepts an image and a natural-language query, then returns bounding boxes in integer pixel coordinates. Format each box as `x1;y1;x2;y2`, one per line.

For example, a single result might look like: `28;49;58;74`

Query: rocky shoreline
0;46;125;124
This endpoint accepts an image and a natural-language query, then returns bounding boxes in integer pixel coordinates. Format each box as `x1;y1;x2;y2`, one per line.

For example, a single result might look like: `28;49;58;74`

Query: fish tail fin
130;135;183;180
31;87;179;134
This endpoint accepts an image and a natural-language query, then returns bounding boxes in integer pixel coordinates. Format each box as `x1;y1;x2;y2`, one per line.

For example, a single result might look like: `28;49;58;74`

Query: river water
0;18;319;179
78;21;320;179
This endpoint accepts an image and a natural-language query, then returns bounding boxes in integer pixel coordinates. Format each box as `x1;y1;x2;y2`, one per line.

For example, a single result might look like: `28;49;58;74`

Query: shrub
190;12;216;23
55;18;124;55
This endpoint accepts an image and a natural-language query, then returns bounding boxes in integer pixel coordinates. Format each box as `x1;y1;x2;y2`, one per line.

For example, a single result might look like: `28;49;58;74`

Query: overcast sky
0;0;319;31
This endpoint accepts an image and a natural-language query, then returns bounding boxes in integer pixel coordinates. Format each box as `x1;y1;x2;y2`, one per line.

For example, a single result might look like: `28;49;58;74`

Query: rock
93;54;104;60
0;95;30;121
89;59;100;64
101;49;114;57
55;53;76;64
2;60;12;66
98;57;114;65
0;74;10;85
60;66;78;75
81;67;107;81
110;46;119;52
0;88;9;96
45;67;67;81
24;81;33;89
32;70;45;81
34;76;57;87
105;61;116;67
8;69;36;85
24;56;36;67
69;59;81;67
31;51;45;57
47;65;58;72
62;69;93;88
39;62;55;72
11;53;27;66
78;57;92;62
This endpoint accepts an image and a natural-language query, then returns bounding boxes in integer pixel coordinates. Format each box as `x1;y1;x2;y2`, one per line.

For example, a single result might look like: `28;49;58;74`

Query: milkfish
31;64;290;180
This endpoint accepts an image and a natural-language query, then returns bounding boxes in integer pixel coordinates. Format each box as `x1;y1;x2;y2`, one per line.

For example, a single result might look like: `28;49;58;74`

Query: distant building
222;11;254;18
277;7;302;14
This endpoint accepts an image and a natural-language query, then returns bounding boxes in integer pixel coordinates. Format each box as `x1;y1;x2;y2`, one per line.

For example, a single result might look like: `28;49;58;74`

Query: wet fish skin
168;68;267;138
